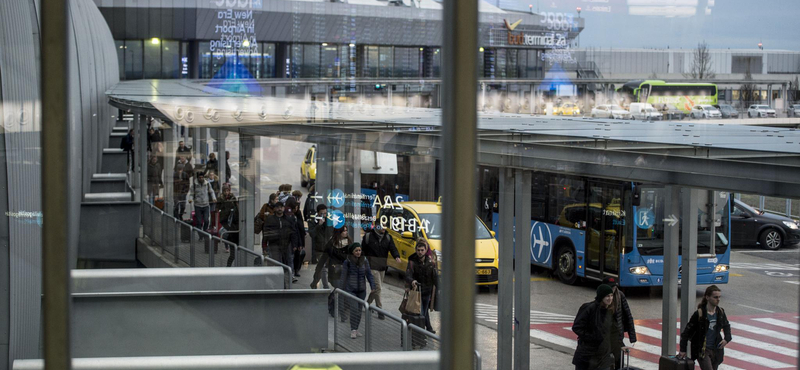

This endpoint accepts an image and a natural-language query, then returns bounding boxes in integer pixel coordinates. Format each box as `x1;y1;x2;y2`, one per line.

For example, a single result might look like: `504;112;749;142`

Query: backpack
254;214;264;234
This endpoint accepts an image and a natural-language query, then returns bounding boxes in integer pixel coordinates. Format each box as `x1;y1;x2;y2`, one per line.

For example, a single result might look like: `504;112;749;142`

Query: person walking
309;204;334;288
146;156;162;204
218;184;239;266
206;152;219;175
285;196;306;278
312;225;349;289
339;243;376;339
572;284;616;370
363;224;401;319
405;240;438;334
175;140;191;164
262;201;299;279
120;129;134;172
602;277;637;370
256;193;279;258
188;171;216;231
172;156;193;219
679;285;731;370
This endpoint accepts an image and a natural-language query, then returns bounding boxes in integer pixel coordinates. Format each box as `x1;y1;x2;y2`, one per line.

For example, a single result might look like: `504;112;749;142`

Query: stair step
103;148;124;154
85;192;132;202
92;173;127;180
110;132;125;137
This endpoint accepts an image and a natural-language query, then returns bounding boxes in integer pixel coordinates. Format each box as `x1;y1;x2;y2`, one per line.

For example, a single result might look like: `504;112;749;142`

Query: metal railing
331;289;481;370
140;200;292;288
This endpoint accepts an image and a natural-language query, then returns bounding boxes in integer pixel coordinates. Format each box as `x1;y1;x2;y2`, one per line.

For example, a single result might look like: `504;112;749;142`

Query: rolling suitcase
620;347;644;370
658;355;694;370
402;313;428;349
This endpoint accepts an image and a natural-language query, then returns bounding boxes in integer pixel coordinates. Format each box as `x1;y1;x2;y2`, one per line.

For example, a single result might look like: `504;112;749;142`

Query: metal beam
440;0;478;366
513;170;532;370
497;168;514;370
662;186;680;356
680;187;700;358
41;0;72;366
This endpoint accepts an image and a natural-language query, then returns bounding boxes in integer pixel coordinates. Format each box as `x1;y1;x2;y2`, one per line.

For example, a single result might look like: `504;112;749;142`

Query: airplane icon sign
328;210;345;229
327;189;345;208
530;222;553;265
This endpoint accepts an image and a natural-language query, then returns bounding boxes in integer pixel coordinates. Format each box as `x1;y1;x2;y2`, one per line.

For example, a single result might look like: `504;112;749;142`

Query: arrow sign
311;195;323;200
663;214;678;227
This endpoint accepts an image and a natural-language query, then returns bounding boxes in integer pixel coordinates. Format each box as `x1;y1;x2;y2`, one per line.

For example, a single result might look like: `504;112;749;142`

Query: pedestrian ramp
530;313;799;370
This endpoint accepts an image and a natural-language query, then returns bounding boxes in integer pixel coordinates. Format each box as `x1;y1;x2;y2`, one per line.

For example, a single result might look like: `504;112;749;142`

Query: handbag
405;285;422;315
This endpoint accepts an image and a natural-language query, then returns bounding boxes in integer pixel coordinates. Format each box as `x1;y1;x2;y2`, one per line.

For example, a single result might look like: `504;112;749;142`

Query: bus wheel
556;246;578;285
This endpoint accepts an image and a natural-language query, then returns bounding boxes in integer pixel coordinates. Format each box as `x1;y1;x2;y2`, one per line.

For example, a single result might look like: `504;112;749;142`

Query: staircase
78;120;140;266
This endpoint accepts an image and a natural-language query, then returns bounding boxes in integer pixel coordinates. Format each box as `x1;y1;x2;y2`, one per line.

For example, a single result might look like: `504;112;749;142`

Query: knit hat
602;276;618;287
596;284;614;301
349;242;362;254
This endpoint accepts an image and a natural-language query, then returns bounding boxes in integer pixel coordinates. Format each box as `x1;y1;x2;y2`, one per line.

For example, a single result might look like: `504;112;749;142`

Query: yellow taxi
300;145;316;188
556;103;581;116
377;200;499;286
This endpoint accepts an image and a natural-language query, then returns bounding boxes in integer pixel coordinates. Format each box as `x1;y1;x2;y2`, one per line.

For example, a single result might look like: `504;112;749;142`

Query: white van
628;103;663;121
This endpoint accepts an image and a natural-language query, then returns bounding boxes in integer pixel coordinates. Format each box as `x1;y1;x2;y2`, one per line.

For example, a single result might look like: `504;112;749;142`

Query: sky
498;0;800;51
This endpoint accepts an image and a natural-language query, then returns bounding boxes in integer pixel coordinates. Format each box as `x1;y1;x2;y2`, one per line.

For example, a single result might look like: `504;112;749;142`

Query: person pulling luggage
679;285;732;370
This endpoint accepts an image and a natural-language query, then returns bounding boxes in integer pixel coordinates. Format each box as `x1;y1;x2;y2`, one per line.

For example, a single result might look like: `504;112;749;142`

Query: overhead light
322;42;328;46
242;39;250;47
479;47;484;52
349;43;355;47
151;37;160;45
419;47;424;51
119;45;124;49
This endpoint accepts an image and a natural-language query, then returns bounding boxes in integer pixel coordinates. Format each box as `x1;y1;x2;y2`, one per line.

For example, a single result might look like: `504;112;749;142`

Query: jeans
698;348;719;370
195;205;210;231
312;252;329;288
225;232;240;267
421;290;433;331
349;290;367;331
268;244;294;276
367;270;385;308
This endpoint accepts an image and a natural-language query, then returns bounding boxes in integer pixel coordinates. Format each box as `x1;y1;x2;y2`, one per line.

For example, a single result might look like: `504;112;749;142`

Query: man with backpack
362;224;401;318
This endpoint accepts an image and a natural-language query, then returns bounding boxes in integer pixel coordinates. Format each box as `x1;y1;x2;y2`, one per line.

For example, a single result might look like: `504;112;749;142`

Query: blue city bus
477;167;731;287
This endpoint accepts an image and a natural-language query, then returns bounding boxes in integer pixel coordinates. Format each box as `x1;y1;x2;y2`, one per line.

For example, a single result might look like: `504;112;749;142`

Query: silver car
690;105;722;119
748;104;776;118
788;104;800;117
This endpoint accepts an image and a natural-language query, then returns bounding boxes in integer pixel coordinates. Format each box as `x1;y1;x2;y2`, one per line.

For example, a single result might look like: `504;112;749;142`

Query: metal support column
134;114;144;200
216;129;227;186
346;142;362;244
513;170;531;370
163;124;175;213
680;188;699;353
41;0;72;363
768;84;773;107
481;82;486;111
140;115;149;202
441;0;478;366
497;168;514;370
662;185;681;356
239;134;256;252
316;143;333;207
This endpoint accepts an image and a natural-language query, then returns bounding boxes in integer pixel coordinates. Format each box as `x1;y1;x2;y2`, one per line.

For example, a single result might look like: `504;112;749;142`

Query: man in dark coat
262;201;298;280
679;285;732;370
602;277;637;369
120;129;135;171
362;224;401;317
309;204;333;288
572;284;616;370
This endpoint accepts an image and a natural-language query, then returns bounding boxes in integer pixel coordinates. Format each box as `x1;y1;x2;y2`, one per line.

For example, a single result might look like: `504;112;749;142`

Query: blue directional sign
635;208;655;230
530;221;553;265
328;189;345;208
328;210;345;229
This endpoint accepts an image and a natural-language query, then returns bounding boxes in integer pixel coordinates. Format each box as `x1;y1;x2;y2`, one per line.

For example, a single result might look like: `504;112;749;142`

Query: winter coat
612;287;637;343
362;230;400;271
147;162;162;185
218;194;239;231
339;255;376;293
303;195;317;222
292;210;306;249
308;219;333;253
319;238;349;283
680;305;732;364
120;134;134;152
572;299;615;367
189;180;217;207
405;253;438;296
262;213;298;251
206;158;218;174
173;163;193;196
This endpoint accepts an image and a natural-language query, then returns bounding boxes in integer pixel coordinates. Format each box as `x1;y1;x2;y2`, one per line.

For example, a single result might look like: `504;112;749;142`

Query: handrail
140;199;290;287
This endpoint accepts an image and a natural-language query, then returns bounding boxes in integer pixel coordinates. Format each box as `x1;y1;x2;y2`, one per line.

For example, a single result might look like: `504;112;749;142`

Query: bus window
549;175;586;228
636;187;665;255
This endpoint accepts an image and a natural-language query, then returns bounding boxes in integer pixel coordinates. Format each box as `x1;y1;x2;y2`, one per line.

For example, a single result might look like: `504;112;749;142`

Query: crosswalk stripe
670;322;799;358
731;263;800;271
753;318;800;331
731;322;799;343
631;325;794;369
530;329;659;370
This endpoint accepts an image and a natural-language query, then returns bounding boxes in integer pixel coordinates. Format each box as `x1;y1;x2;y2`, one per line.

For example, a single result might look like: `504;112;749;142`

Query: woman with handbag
405;240;438;334
339;243;376;339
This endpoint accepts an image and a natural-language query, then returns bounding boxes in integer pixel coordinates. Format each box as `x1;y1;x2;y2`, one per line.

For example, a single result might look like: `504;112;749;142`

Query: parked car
731;199;800;250
660;105;686;120
629;103;663;120
788;104;800;117
555;103;581;116
747;104;776;118
715;104;739;118
690;104;722;119
590;104;631;119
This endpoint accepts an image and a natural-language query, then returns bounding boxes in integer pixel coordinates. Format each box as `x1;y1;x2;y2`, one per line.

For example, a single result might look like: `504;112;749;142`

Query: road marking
737;304;775;313
639;325;793;369
730;322;799;343
530;277;555;281
753;317;800;330
732;262;800;270
529;329;659;370
785;280;800;285
730;273;744;277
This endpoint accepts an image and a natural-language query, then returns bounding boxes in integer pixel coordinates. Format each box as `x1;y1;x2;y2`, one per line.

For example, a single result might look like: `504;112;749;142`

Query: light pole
529;4;533;14
758;42;763;50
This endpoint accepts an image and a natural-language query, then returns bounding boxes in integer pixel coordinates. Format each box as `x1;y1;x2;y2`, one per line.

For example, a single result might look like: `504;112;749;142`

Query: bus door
584;181;625;280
